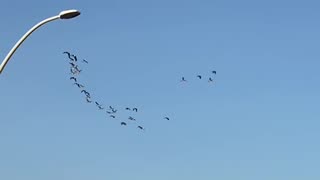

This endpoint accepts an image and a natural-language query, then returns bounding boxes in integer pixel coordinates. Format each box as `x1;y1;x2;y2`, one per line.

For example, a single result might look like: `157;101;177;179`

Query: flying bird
197;75;202;79
70;77;77;82
70;66;81;74
180;77;187;82
86;97;92;103
137;126;145;130
69;62;76;67
74;66;81;72
106;111;112;114
110;115;116;118
98;105;104;110
63;51;72;58
125;107;131;111
71;55;78;61
121;122;127;126
164;117;170;120
132;108;138;112
128;116;136;121
208;77;213;82
81;90;90;97
109;106;117;113
63;51;70;56
212;70;216;74
70;68;77;75
74;83;84;88
95;102;100;106
82;59;88;64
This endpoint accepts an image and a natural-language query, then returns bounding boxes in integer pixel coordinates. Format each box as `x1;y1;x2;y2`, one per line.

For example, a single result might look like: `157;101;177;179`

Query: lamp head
59;9;80;19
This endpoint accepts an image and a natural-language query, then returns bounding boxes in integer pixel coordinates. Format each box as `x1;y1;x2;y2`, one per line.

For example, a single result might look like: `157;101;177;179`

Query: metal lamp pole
0;9;80;74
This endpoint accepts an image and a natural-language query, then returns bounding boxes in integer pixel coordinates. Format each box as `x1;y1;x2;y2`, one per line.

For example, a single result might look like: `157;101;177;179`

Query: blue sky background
1;0;320;179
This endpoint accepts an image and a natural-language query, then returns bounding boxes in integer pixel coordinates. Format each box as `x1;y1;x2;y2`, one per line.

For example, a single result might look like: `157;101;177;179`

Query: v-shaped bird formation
63;51;171;131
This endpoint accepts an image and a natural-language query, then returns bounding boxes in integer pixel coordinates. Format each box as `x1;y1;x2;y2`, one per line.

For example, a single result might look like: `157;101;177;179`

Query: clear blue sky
1;0;320;179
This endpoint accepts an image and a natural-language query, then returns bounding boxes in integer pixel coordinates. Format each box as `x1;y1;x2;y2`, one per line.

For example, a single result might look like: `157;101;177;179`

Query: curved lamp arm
0;16;59;74
0;9;80;74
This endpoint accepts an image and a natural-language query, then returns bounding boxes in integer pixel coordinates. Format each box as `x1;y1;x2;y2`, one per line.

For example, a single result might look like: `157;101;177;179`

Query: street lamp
0;9;80;74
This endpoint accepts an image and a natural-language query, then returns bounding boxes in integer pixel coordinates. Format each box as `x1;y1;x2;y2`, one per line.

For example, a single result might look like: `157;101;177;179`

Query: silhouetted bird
95;102;100;106
109;106;117;113
70;68;77;75
180;77;187;82
63;51;72;59
69;62;76;67
110;115;116;118
86;97;92;103
137;126;145;130
74;66;81;72
132;108;138;112
74;83;84;88
208;77;213;82
82;59;88;64
197;75;202;79
98;105;104;110
71;55;77;62
81;90;90;97
128;116;136;121
70;67;81;75
125;107;131;111
212;70;216;74
164;117;170;120
106;111;112;114
70;67;82;75
70;77;77;82
121;122;127;126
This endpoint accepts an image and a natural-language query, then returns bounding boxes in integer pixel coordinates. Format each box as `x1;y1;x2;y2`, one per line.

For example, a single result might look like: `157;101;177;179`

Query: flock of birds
180;71;216;83
63;51;172;131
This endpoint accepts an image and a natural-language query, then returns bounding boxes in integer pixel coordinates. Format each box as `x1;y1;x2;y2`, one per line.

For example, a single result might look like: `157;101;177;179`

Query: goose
71;55;77;62
63;51;70;56
164;117;170;120
86;97;92;103
74;66;81;72
180;77;187;82
128;116;136;121
70;77;77;82
81;90;90;97
69;62;76;67
121;122;127;126
74;83;84;88
70;68;77;75
63;51;73;60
